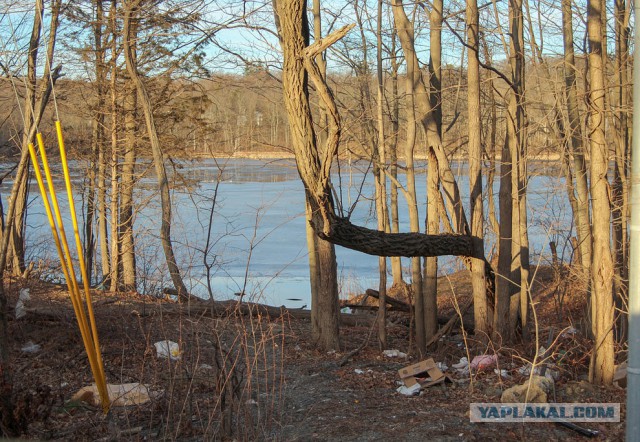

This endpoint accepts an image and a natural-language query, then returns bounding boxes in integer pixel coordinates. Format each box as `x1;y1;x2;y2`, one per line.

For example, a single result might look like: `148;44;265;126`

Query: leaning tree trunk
123;0;188;298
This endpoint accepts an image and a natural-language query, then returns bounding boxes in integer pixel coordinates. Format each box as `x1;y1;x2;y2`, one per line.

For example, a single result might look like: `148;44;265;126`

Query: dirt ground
1;266;627;441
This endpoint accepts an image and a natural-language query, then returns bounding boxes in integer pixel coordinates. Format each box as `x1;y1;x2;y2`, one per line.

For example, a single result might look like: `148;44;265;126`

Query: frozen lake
2;158;572;308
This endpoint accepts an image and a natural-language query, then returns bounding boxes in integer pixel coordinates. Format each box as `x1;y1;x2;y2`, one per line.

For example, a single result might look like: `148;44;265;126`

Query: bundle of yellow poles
27;121;110;412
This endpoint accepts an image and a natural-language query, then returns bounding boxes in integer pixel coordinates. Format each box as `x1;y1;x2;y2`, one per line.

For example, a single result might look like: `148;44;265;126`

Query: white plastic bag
154;340;181;360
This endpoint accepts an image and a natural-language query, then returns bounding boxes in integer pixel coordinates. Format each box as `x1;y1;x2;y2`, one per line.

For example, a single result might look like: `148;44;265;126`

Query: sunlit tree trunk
375;0;388;348
273;0;341;350
308;0;340;349
562;0;591;279
587;0;615;385
467;0;486;342
611;0;630;339
123;0;188;298
388;31;403;286
86;0;108;284
120;73;137;291
394;3;425;353
424;0;443;342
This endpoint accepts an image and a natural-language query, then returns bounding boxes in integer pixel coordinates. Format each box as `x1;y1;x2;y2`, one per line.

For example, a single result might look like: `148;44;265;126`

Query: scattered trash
72;383;153;407
452;357;470;375
327;350;337;355
154;340;181;360
396;383;421;397
21;341;41;353
470;354;497;371
561;326;578;337
501;375;553;404
383;349;407;359
15;288;30;319
436;361;448;371
398;358;451;389
494;368;510;379
198;364;213;370
354;369;364;375
246;399;258;406
517;363;558;381
614;362;627;389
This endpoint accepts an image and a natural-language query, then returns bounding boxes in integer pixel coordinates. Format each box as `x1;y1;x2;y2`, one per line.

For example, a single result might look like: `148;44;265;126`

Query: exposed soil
1;266;627;441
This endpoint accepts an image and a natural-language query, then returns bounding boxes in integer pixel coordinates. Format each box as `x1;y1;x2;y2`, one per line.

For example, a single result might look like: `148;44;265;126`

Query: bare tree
123;0;188;297
586;0;615;384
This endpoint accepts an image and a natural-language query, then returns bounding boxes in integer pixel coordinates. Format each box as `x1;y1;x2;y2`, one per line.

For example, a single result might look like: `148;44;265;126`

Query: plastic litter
383;349;408;358
518;364;558;380
470;354;497;371
396;383;421;396
354;369;364;375
452;357;469;375
436;362;449;371
154;340;181;360
15;288;30;319
21;341;41;353
494;368;510;379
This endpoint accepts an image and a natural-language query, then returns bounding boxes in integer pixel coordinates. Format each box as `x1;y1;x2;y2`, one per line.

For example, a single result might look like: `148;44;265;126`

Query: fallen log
364;289;410;312
156;300;375;327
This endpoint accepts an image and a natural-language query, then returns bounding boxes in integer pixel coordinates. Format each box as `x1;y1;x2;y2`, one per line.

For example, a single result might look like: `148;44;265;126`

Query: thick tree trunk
274;0;341;350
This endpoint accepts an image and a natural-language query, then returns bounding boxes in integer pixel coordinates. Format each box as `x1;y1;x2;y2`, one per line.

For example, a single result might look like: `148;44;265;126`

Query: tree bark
375;0;388;349
587;0;615;385
466;0;488;339
274;0;341;350
562;0;592;278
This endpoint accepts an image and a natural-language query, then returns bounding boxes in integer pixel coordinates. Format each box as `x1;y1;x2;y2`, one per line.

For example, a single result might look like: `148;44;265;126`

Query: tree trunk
120;75;137;292
375;0;388;349
562;0;592;278
123;0;188;298
611;0;630;340
274;0;341;350
424;0;443;342
466;0;487;340
587;0;615;385
388;31;403;286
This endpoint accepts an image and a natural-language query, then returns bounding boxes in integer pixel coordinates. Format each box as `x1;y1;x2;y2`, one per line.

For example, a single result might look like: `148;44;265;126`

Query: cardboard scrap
398;358;452;388
614;362;627;389
72;383;153;407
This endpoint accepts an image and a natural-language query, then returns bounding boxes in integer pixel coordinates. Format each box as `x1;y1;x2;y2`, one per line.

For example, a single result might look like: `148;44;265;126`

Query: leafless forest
0;0;633;439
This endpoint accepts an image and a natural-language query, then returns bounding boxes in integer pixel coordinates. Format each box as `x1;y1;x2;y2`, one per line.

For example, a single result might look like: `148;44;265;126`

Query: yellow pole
27;142;83;325
55;121;109;411
35;133;109;411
